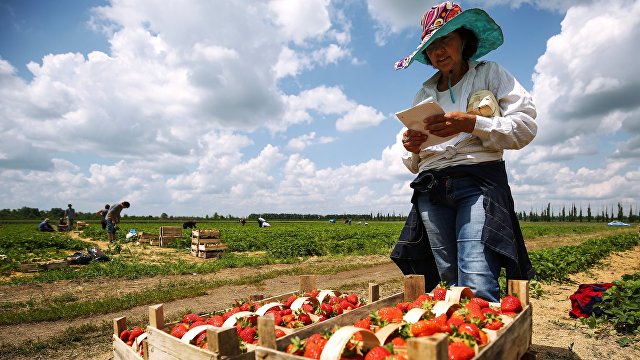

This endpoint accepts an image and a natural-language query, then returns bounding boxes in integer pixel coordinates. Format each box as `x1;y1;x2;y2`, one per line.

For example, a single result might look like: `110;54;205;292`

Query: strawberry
283;295;298;307
238;326;257;343
354;316;372;329
481;307;498;315
396;302;411;312
222;307;240;321
501;295;523;313
119;329;131;342
302;303;315;313
340;299;355;311
458;323;481;344
170;323;189;339
207;314;225;327
364;346;391;360
390;336;406;346
378;307;404;323
182;313;202;325
297;312;312;325
275;328;287;338
464;301;482;312
317;313;328;322
433;282;448;301
478;329;489;346
189;320;206;330
483;314;503;330
411;319;442;337
128;326;143;342
304;333;328;359
412;294;434;307
281;314;296;326
346;293;359;305
447;316;465;329
195;331;207;347
305;289;320;297
465;308;486;324
320;303;333;315
434;313;452;333
328;296;342;305
272;312;283;326
448;341;475;360
469;297;490;309
332;304;344;316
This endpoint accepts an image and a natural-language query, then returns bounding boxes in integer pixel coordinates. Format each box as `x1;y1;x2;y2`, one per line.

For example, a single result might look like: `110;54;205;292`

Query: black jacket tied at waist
390;160;535;291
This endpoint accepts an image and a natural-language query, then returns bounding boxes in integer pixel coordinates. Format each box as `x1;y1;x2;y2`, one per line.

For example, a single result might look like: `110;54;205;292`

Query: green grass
1;230;637;325
0;258;391;325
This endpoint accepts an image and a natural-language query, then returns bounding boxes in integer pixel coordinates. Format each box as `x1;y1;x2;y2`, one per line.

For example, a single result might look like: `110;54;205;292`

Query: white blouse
402;60;537;173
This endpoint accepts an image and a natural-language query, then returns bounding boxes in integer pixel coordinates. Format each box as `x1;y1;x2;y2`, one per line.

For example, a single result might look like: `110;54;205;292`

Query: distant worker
64;204;76;230
183;220;197;229
257;217;270;227
96;204;110;230
239;218;246;226
106;201;131;243
38;218;55;232
57;217;69;231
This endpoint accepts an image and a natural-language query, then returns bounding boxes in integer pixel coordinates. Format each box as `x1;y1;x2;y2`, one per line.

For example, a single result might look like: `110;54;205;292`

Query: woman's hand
402;129;428;154
424;112;476;137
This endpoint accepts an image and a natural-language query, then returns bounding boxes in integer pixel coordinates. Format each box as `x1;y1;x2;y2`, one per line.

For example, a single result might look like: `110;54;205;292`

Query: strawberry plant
595;272;640;334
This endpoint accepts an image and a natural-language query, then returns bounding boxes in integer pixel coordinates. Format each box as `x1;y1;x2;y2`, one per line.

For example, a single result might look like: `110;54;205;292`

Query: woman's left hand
424;112;476;137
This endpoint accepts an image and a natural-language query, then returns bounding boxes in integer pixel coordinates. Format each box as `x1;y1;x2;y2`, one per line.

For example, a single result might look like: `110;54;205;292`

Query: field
0;220;639;359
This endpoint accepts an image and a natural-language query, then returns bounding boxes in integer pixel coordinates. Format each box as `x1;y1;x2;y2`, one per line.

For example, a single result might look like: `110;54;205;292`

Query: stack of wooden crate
190;229;226;258
158;227;182;247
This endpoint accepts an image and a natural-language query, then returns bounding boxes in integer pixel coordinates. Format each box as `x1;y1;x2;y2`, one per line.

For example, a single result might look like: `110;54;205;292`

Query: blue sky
1;0;639;218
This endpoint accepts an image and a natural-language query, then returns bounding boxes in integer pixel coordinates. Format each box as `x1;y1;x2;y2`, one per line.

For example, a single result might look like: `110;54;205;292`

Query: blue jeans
107;218;116;234
417;176;501;302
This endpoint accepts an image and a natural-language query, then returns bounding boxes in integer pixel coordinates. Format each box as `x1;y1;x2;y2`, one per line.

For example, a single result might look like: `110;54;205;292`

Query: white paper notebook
395;100;456;148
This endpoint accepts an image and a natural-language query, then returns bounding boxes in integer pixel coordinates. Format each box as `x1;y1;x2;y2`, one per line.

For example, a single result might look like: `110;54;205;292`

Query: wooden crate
191;239;226;251
138;232;158;244
190;248;226;259
76;221;88;230
191;235;227;258
19;263;40;272
255;278;533;360
19;260;68;272
113;316;147;360
142;275;374;360
159;227;182;247
42;260;68;270
192;229;221;239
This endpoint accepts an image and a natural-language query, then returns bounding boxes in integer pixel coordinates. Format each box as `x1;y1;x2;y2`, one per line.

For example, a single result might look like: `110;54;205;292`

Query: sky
1;0;639;218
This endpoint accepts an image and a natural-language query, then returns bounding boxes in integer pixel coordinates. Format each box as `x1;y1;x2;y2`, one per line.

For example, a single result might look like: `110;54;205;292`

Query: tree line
517;202;637;223
0;202;637;223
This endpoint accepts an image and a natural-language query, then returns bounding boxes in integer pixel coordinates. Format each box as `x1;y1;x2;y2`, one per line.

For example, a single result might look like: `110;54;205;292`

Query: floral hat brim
394;4;504;70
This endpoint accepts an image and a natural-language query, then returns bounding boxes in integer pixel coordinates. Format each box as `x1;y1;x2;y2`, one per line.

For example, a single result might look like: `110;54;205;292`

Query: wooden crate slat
192;229;221;239
475;305;532;360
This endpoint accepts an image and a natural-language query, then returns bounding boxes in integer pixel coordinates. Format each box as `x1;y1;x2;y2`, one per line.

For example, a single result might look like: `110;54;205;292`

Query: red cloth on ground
569;283;613;318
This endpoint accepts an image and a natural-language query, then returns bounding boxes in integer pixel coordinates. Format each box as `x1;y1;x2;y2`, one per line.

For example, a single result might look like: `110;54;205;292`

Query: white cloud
336;104;386;132
268;0;332;45
2;0;639;217
280;86;384;133
286;132;335;151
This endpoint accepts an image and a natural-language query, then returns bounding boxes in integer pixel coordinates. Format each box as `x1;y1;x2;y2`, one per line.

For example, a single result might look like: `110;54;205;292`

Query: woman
392;1;537;301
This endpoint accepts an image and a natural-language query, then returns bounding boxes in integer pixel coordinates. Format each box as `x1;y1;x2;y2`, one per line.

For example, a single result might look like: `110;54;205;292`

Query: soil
0;236;639;359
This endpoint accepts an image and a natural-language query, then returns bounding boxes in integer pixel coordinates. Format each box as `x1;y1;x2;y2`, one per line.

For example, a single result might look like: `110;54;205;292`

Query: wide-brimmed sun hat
394;1;503;70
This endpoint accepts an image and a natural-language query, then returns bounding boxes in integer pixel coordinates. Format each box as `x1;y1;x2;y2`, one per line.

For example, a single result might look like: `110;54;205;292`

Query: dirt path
529;246;640;360
1;247;640;359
